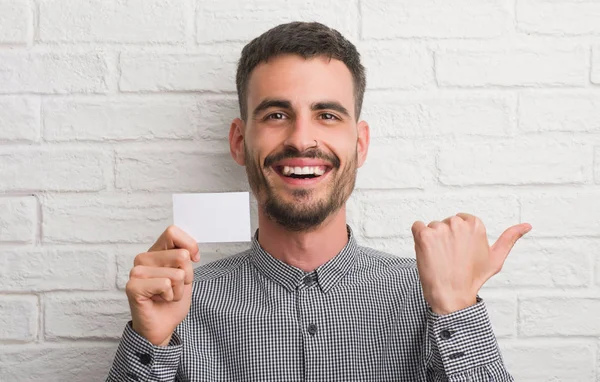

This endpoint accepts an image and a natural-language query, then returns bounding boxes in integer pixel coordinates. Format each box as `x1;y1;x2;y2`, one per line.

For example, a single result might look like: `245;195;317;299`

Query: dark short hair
236;21;366;121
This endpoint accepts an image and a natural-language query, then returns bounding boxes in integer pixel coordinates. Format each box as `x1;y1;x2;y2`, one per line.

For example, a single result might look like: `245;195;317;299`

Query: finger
456;212;476;222
490;223;532;265
134;249;194;284
411;221;427;237
126;278;174;302
427;220;443;229
130;266;186;301
149;225;200;262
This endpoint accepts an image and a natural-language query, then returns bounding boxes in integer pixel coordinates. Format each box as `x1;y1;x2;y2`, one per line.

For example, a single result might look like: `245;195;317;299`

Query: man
107;22;530;381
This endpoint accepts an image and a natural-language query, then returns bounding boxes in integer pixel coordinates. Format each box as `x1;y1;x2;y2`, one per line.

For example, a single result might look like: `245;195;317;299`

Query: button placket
136;352;152;365
440;329;453;340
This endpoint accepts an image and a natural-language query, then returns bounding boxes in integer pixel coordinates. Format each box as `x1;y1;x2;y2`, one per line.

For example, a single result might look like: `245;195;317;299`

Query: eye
266;112;287;120
319;113;339;121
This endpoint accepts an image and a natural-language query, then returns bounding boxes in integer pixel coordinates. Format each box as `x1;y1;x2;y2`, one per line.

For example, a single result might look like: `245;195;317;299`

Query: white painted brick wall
0;0;31;44
1;0;599;380
39;0;187;43
0;97;40;141
0;296;38;342
435;47;588;88
593;46;600;85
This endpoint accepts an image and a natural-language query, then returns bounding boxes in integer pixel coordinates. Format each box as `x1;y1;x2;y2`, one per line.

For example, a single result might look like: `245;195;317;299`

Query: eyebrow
252;99;292;119
251;99;352;120
311;101;351;119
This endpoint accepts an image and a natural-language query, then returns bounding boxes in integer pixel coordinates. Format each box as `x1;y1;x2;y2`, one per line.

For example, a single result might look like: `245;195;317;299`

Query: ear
356;120;370;168
229;118;246;166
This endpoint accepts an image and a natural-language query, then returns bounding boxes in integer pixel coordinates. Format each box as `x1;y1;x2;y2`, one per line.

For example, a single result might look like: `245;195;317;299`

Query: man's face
230;54;369;231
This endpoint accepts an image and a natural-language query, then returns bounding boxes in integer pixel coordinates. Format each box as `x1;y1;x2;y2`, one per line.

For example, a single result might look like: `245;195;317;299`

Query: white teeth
280;166;326;176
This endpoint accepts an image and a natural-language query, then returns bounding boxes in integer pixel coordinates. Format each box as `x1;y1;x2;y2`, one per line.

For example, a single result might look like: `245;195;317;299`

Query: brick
39;0;185;43
356;141;434;189
361;93;514;138
361;0;510;39
357;237;415;258
438;142;591;186
517;0;600;35
0;97;39;141
520;296;600;336
500;341;594;381
41;194;171;244
596;147;600;183
435;48;587;87
346;194;362;237
116;244;237;289
521;192;600;237
0;296;37;341
0;148;108;192
119;53;237;92
44;293;129;339
593;46;600;85
197;96;240;140
359;42;432;90
0;53;107;94
482;294;516;338
43;97;198;141
361;194;519;238
519;93;600;133
0;344;117;382
596;255;600;286
0;247;113;291
195;0;357;43
115;150;248;192
0;0;31;44
0;197;36;243
487;239;594;288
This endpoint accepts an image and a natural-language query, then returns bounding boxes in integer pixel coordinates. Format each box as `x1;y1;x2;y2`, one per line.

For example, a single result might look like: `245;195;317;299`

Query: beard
245;144;357;232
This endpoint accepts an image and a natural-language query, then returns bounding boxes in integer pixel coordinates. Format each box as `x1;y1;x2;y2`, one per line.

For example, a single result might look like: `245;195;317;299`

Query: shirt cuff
427;298;501;376
106;321;182;382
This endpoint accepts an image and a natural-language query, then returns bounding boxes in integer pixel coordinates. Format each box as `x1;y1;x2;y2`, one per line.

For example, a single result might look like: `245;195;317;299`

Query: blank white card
172;192;252;243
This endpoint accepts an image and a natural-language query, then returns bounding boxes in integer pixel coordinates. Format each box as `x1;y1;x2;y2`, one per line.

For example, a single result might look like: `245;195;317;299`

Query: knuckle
176;249;191;263
174;268;186;282
125;280;136;295
133;253;146;266
165;225;179;238
417;229;433;241
449;216;462;226
129;266;143;279
474;219;486;233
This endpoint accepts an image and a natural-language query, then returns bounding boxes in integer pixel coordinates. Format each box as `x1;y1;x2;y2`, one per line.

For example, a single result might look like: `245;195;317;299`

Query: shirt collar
249;225;359;294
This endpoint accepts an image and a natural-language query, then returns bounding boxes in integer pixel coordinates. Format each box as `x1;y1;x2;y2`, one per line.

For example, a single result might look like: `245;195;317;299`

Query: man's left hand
411;213;532;315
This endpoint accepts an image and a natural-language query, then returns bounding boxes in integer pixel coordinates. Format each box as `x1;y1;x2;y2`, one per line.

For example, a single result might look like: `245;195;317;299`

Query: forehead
246;54;355;115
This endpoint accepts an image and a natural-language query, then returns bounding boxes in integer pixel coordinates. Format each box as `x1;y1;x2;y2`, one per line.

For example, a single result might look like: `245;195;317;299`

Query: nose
283;114;318;153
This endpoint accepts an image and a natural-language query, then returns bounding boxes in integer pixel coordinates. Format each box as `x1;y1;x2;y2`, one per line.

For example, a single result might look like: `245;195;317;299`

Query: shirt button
307;323;318;336
440;330;452;340
139;353;152;365
304;274;317;287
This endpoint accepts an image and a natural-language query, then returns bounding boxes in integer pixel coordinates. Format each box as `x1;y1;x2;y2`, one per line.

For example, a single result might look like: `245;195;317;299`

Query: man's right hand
125;225;200;346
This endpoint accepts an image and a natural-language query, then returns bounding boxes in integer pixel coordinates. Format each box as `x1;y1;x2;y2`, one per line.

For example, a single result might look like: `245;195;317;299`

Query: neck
256;206;349;272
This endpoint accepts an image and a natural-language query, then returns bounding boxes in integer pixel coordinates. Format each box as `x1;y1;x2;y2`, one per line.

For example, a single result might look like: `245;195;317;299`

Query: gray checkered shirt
107;227;512;381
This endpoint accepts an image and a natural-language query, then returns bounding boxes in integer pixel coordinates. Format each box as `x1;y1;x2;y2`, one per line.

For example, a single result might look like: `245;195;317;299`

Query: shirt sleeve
106;321;183;382
426;298;514;381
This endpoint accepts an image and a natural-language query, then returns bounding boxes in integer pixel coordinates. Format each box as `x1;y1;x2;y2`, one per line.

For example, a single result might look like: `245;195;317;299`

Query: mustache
263;147;341;169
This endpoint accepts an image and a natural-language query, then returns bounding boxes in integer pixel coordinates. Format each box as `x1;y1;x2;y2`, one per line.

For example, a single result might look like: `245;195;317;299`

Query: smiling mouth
272;165;331;180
